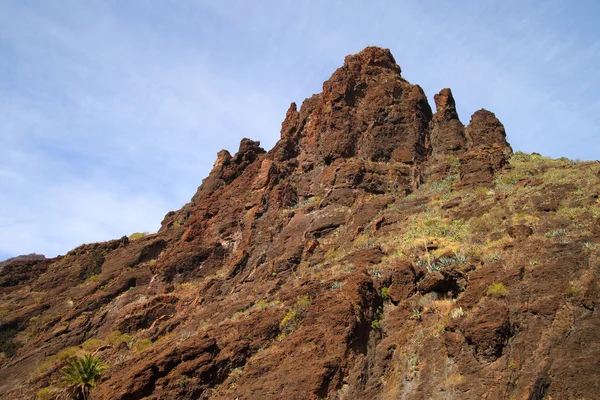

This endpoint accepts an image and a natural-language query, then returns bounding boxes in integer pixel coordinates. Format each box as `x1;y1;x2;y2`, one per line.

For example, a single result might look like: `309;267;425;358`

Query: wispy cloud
0;1;286;257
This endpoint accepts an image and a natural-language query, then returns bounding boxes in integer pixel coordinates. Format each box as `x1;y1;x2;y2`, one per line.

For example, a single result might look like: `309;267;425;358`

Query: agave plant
62;353;107;399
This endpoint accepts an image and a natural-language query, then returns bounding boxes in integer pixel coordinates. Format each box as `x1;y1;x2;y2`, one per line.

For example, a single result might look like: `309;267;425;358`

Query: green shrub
81;338;105;352
295;295;312;309
487;283;508;298
353;233;371;248
253;300;268;311
106;330;132;347
486;252;502;262
381;287;390;300
370;305;384;329
62;353;107;399
128;232;149;241
279;295;312;336
447;155;461;169
405;211;468;243
57;346;80;361
473;187;490;198
545;229;567;238
37;387;56;400
411;308;422;321
437;256;455;268
279;309;299;333
133;338;153;352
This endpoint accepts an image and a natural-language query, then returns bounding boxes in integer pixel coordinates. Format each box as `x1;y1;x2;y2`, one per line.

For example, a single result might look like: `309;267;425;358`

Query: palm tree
62;353;107;400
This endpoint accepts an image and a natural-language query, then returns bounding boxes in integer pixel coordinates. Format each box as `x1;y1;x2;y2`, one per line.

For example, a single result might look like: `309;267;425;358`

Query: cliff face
1;47;599;400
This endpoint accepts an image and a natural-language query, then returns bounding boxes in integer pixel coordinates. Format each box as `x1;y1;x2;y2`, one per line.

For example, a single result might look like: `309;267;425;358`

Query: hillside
1;47;599;399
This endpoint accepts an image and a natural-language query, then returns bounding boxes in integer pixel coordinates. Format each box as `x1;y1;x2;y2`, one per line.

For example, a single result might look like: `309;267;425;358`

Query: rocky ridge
1;47;599;399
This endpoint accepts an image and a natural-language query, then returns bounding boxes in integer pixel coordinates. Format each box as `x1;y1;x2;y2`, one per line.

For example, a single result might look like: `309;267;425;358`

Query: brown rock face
191;139;266;204
425;88;513;186
431;88;467;156
424;88;468;181
2;47;598;400
466;109;512;150
275;47;431;168
458;109;512;186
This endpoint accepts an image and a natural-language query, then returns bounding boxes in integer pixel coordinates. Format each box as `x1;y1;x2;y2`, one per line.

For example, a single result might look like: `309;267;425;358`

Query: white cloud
0;1;286;257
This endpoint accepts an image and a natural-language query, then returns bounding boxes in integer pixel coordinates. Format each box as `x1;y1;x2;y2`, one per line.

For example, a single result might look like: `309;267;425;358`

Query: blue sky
1;0;599;260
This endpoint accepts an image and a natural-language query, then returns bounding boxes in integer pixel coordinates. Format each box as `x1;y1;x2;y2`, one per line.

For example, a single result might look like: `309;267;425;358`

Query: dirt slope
1;47;599;400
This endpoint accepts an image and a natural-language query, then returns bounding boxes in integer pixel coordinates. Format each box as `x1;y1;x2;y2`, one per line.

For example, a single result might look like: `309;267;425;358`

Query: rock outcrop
1;47;599;400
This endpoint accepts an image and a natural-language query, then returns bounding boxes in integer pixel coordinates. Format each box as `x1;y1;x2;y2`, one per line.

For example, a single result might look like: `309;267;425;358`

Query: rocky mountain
0;254;45;271
1;47;599;399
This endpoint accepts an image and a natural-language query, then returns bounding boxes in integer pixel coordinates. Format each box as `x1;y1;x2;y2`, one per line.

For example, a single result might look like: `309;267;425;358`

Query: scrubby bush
381;287;390;300
106;330;132;347
486;252;502;262
487;283;508;298
57;346;80;361
330;281;344;290
128;232;149;241
133;338;153;352
411;308;422;321
36;387;56;400
278;295;312;338
81;338;105;352
545;229;567;238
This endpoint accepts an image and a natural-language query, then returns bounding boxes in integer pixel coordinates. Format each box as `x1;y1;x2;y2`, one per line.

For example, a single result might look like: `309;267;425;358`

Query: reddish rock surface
1;47;599;400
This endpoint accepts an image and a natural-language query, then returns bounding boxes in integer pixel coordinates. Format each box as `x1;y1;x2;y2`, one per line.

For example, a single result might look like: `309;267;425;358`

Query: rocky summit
1;47;599;400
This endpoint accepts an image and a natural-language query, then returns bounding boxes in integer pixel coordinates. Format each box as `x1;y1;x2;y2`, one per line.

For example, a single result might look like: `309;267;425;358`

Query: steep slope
1;47;599;400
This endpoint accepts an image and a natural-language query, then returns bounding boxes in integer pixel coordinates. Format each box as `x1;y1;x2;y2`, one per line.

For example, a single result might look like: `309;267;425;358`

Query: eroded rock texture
1;47;599;400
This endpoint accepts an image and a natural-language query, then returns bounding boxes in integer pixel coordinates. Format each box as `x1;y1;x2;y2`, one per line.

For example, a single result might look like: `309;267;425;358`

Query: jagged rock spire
191;138;265;204
466;109;512;153
434;88;459;120
459;110;512;186
430;88;467;156
204;47;513;201
276;46;431;170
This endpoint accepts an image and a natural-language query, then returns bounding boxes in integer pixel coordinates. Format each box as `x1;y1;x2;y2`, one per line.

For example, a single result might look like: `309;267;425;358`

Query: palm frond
62;353;108;398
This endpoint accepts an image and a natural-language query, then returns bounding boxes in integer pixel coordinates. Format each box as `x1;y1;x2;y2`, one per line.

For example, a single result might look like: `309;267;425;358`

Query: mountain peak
342;46;401;74
433;88;459;120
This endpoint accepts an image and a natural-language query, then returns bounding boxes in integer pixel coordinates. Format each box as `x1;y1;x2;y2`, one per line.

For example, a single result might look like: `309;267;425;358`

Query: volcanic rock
1;47;598;400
